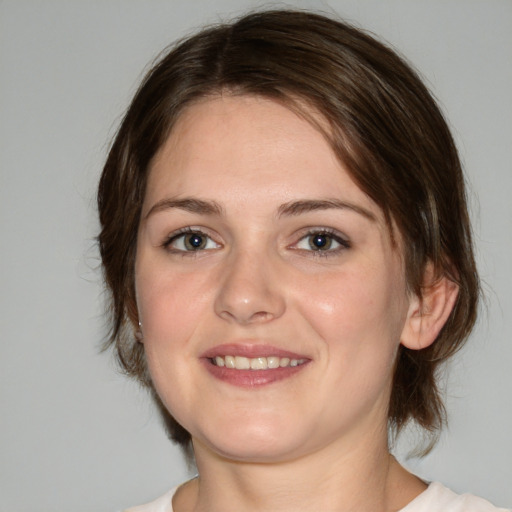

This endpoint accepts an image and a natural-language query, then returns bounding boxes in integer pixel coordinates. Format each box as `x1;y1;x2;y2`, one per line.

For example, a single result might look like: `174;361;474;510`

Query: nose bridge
214;242;285;324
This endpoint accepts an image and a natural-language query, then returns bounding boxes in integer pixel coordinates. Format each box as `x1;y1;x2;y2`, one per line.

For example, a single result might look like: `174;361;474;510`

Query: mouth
201;344;310;387
211;355;307;370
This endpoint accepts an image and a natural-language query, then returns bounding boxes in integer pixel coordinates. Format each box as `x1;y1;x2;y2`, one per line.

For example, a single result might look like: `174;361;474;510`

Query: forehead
146;95;380;216
152;95;335;177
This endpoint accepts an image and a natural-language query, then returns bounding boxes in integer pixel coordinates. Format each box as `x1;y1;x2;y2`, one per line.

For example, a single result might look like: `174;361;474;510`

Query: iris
309;233;332;251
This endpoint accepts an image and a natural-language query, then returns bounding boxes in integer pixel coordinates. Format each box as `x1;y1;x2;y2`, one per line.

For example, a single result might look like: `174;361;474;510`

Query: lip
201;343;307;360
200;343;311;388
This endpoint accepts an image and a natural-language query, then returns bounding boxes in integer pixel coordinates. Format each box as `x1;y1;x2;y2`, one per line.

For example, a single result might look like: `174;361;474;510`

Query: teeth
250;357;267;370
212;355;306;370
235;356;250;370
267;356;280;369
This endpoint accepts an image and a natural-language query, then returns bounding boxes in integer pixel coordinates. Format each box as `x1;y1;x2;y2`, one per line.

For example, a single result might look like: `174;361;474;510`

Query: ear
400;264;459;350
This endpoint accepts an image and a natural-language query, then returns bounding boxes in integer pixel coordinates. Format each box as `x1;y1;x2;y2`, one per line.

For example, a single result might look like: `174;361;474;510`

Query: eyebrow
277;199;377;221
144;197;224;219
144;197;376;222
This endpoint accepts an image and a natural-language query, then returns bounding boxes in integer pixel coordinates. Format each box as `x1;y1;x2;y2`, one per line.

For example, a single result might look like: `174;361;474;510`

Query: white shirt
125;481;510;511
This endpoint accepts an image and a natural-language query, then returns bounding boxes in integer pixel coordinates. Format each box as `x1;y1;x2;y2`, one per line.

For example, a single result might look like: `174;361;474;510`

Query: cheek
296;264;408;357
135;265;213;416
136;261;213;353
298;270;385;329
298;267;407;412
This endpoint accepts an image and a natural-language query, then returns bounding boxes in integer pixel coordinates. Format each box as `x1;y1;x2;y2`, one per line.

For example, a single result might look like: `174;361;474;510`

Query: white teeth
212;355;306;370
267;356;280;369
235;356;250;370
250;357;268;370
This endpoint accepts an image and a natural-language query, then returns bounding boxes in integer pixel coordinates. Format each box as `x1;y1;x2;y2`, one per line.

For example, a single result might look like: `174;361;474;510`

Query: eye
294;230;349;253
165;229;220;252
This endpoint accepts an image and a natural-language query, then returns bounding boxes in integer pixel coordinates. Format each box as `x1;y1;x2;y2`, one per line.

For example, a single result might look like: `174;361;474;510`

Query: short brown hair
98;9;479;452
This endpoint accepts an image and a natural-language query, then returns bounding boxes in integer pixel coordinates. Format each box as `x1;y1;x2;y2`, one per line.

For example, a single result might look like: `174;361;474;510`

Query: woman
98;9;508;512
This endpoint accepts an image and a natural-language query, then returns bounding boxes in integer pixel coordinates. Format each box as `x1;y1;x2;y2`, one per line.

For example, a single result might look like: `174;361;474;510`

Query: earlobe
401;268;459;351
135;320;144;344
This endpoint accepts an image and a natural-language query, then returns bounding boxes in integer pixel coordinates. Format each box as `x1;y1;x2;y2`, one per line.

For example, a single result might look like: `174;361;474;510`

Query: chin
193;417;311;463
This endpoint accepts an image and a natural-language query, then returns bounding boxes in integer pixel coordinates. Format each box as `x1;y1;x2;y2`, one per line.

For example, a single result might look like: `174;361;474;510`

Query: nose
214;247;286;325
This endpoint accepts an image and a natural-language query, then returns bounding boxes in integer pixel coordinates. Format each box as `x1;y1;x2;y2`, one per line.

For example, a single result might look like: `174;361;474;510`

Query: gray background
1;1;511;510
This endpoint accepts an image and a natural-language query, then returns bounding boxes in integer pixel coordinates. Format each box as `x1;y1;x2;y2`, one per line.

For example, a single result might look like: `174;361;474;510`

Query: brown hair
98;9;479;452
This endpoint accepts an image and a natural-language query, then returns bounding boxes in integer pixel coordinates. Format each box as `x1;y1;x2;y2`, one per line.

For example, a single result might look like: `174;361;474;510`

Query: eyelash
161;227;351;256
292;228;351;257
162;227;220;255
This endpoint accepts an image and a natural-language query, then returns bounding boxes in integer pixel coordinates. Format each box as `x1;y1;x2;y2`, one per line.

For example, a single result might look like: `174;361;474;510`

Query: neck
174;426;425;512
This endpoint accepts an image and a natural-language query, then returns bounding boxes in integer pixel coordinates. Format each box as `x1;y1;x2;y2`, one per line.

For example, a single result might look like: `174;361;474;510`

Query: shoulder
401;482;510;512
123;487;176;512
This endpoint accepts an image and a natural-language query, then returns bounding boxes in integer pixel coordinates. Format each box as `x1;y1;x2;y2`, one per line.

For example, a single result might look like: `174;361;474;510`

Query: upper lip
201;343;309;360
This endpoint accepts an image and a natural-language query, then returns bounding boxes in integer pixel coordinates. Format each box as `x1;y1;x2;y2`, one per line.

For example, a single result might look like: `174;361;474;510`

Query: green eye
166;230;220;252
184;233;207;250
294;230;350;254
308;233;333;251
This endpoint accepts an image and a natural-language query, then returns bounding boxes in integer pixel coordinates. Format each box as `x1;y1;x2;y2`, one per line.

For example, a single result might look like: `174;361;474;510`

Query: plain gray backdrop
1;1;511;511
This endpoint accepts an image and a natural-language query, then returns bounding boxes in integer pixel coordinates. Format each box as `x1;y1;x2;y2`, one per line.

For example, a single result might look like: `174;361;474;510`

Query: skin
135;95;454;511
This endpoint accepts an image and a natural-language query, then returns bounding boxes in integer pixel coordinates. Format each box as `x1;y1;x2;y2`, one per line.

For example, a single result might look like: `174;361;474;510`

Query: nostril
218;309;275;325
251;311;273;322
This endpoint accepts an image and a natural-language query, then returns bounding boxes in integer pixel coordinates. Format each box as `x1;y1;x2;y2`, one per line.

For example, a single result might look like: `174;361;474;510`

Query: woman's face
135;95;413;462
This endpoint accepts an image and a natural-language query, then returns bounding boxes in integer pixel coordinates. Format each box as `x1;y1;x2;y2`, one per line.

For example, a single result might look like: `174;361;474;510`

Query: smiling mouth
202;344;310;386
211;355;307;370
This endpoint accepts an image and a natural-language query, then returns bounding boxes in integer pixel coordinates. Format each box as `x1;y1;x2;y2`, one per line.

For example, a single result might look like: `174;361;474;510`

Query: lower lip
201;359;309;387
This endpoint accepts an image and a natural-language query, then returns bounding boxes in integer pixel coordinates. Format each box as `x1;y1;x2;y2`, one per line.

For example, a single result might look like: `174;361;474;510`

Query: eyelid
290;227;351;254
162;226;221;253
159;226;349;255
